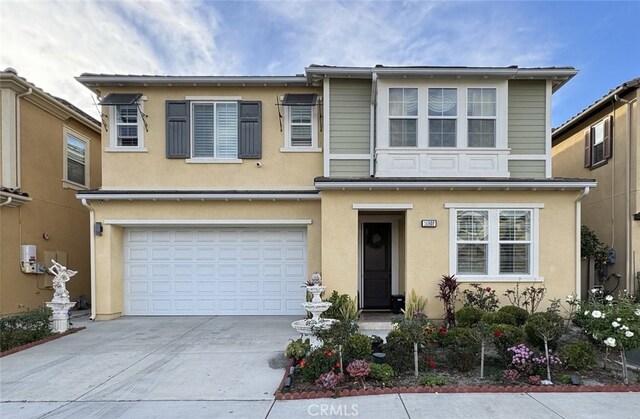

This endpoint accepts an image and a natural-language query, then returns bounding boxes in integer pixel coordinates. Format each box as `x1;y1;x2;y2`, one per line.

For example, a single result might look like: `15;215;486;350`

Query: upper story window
63;128;89;189
281;93;320;151
165;99;261;161
191;101;238;159
99;93;146;152
379;81;507;151
389;88;418;147
428;88;457;147
584;115;612;169
448;204;540;280
467;88;496;147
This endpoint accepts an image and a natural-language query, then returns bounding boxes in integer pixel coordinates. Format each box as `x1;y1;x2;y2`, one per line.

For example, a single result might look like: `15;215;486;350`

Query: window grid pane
499;210;531;274
193;103;215;157
428;88;457;117
115;105;139;147
389;119;417;147
467;88;496;117
216;102;238;158
66;134;86;185
457;244;488;274
389;88;418;116
468;119;496;147
429;119;456;147
289;106;313;147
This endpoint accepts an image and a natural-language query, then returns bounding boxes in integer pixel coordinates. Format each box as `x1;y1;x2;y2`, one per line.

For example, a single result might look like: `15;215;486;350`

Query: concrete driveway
1;315;299;418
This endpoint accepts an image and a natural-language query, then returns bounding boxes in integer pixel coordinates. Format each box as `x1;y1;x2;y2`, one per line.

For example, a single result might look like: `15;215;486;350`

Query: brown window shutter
603;115;613;160
584;128;592;168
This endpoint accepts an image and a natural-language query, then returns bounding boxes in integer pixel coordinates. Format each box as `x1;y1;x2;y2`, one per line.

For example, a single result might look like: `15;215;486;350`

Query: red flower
299;359;306;368
493;329;501;337
324;350;334;357
428;356;436;369
485;287;492;292
335;362;341;367
439;327;447;336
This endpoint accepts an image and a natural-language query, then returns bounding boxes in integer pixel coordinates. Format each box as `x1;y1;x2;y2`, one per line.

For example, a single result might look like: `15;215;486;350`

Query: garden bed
0;327;85;357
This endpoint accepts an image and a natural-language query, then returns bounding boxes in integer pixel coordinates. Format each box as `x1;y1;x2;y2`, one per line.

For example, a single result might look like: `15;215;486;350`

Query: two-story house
76;65;595;320
1;68;101;315
553;78;639;297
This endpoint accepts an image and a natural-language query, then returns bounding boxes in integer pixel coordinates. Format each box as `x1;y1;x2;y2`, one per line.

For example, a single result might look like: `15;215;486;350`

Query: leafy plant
462;283;500;312
581;225;612;272
345;333;372;362
492;324;526;363
497;305;529;326
420;375;446;387
503;283;547;314
456;306;485;328
369;363;394;383
285;338;311;360
502;368;520;383
395;314;430;376
442;327;479;372
339;295;362;322
297;347;340;381
315;370;342;390
314;320;359;375
383;329;414;373
481;311;517;327
559;341;597;371
403;289;427;319
0;308;52;351
346;360;371;388
560;374;582;385
528;375;541;386
321;291;350;320
436;274;459;327
370;335;384;352
524;312;564;381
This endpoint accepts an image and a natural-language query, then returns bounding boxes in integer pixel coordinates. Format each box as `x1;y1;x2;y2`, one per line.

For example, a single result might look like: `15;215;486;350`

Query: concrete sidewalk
2;314;639;418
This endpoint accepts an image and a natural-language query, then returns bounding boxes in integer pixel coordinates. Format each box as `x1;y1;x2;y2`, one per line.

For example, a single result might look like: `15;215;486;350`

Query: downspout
370;72;377;176
576;187;591;297
15;88;33;189
0;197;12;207
625;99;636;292
81;198;96;320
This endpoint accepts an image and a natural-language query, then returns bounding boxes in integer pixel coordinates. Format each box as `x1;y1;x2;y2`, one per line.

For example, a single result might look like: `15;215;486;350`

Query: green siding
330;79;371;154
508;160;546;178
329;160;370;177
508;80;546;154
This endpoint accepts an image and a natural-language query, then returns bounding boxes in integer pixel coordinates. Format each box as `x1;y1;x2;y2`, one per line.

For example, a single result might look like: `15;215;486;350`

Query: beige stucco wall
553;89;639;292
90;199;321;320
1;99;101;315
99;86;323;190
320;189;580;320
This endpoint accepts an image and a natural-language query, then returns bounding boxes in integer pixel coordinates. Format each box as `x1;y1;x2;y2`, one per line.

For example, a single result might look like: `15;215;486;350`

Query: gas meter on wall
20;245;37;273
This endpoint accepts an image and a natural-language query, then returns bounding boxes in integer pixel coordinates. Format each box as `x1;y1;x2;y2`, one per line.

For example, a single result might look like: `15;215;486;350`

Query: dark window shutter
603;115;613;160
166;101;190;158
238;101;262;159
584;128;592;168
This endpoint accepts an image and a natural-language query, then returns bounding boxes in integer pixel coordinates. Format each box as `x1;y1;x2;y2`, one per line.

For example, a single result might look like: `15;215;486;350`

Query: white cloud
0;0;235;117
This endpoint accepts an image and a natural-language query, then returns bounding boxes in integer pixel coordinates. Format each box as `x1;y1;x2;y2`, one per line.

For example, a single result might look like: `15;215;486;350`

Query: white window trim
282;100;320;152
388;87;419;148
590;118;607;166
377;79;508;150
107;99;146;152
189;100;239;161
62;127;90;190
447;204;541;282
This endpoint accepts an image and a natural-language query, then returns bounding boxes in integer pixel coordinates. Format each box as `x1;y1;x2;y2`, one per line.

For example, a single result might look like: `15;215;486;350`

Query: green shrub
524;312;563;351
420;375;446;387
321;291;350;320
0;308;52;351
369;363;394;383
492;324;526;363
339;295;362;322
298;347;340;381
383;329;414;373
456;307;485;327
442;327;476;347
481;311;517;327
559;342;597;371
497;305;529;326
345;333;372;362
461;283;500;311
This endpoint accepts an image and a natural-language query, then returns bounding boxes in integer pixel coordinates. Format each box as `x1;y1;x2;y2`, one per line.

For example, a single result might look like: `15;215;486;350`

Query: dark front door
363;222;392;309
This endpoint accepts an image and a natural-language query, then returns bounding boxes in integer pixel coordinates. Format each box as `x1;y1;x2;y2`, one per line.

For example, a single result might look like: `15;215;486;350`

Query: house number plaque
421;220;437;228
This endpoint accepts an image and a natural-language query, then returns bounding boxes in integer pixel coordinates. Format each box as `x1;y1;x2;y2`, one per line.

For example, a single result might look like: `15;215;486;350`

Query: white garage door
123;227;307;315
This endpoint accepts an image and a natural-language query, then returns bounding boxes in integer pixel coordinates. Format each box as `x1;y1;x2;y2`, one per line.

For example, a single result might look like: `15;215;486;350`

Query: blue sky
1;0;638;126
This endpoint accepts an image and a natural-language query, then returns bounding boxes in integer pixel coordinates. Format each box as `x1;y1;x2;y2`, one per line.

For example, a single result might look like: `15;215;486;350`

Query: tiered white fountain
291;272;337;347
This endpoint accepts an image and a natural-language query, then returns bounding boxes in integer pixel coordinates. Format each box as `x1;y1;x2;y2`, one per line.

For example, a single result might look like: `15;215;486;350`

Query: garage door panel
124;227;307;315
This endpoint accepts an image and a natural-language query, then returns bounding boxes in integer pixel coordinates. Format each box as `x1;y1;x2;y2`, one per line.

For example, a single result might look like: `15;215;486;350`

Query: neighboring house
0;68;101;315
553;78;639;297
76;65;595;320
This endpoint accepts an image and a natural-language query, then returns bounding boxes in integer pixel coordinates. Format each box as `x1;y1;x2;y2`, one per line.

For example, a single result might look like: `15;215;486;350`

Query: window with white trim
191;101;238;159
467;88;496;147
283;105;318;149
584;115;612;169
63;128;89;188
452;207;537;279
389;87;418;147
428;88;457;147
108;103;145;150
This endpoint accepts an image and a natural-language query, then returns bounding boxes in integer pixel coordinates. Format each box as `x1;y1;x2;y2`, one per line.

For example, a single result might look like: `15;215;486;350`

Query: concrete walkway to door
1;315;299;418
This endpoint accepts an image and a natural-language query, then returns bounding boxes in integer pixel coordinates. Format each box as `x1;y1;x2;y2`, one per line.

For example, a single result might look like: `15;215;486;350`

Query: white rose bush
574;291;640;384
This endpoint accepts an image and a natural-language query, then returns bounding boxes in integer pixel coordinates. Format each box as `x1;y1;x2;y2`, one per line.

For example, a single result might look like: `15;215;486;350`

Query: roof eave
75;75;311;90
